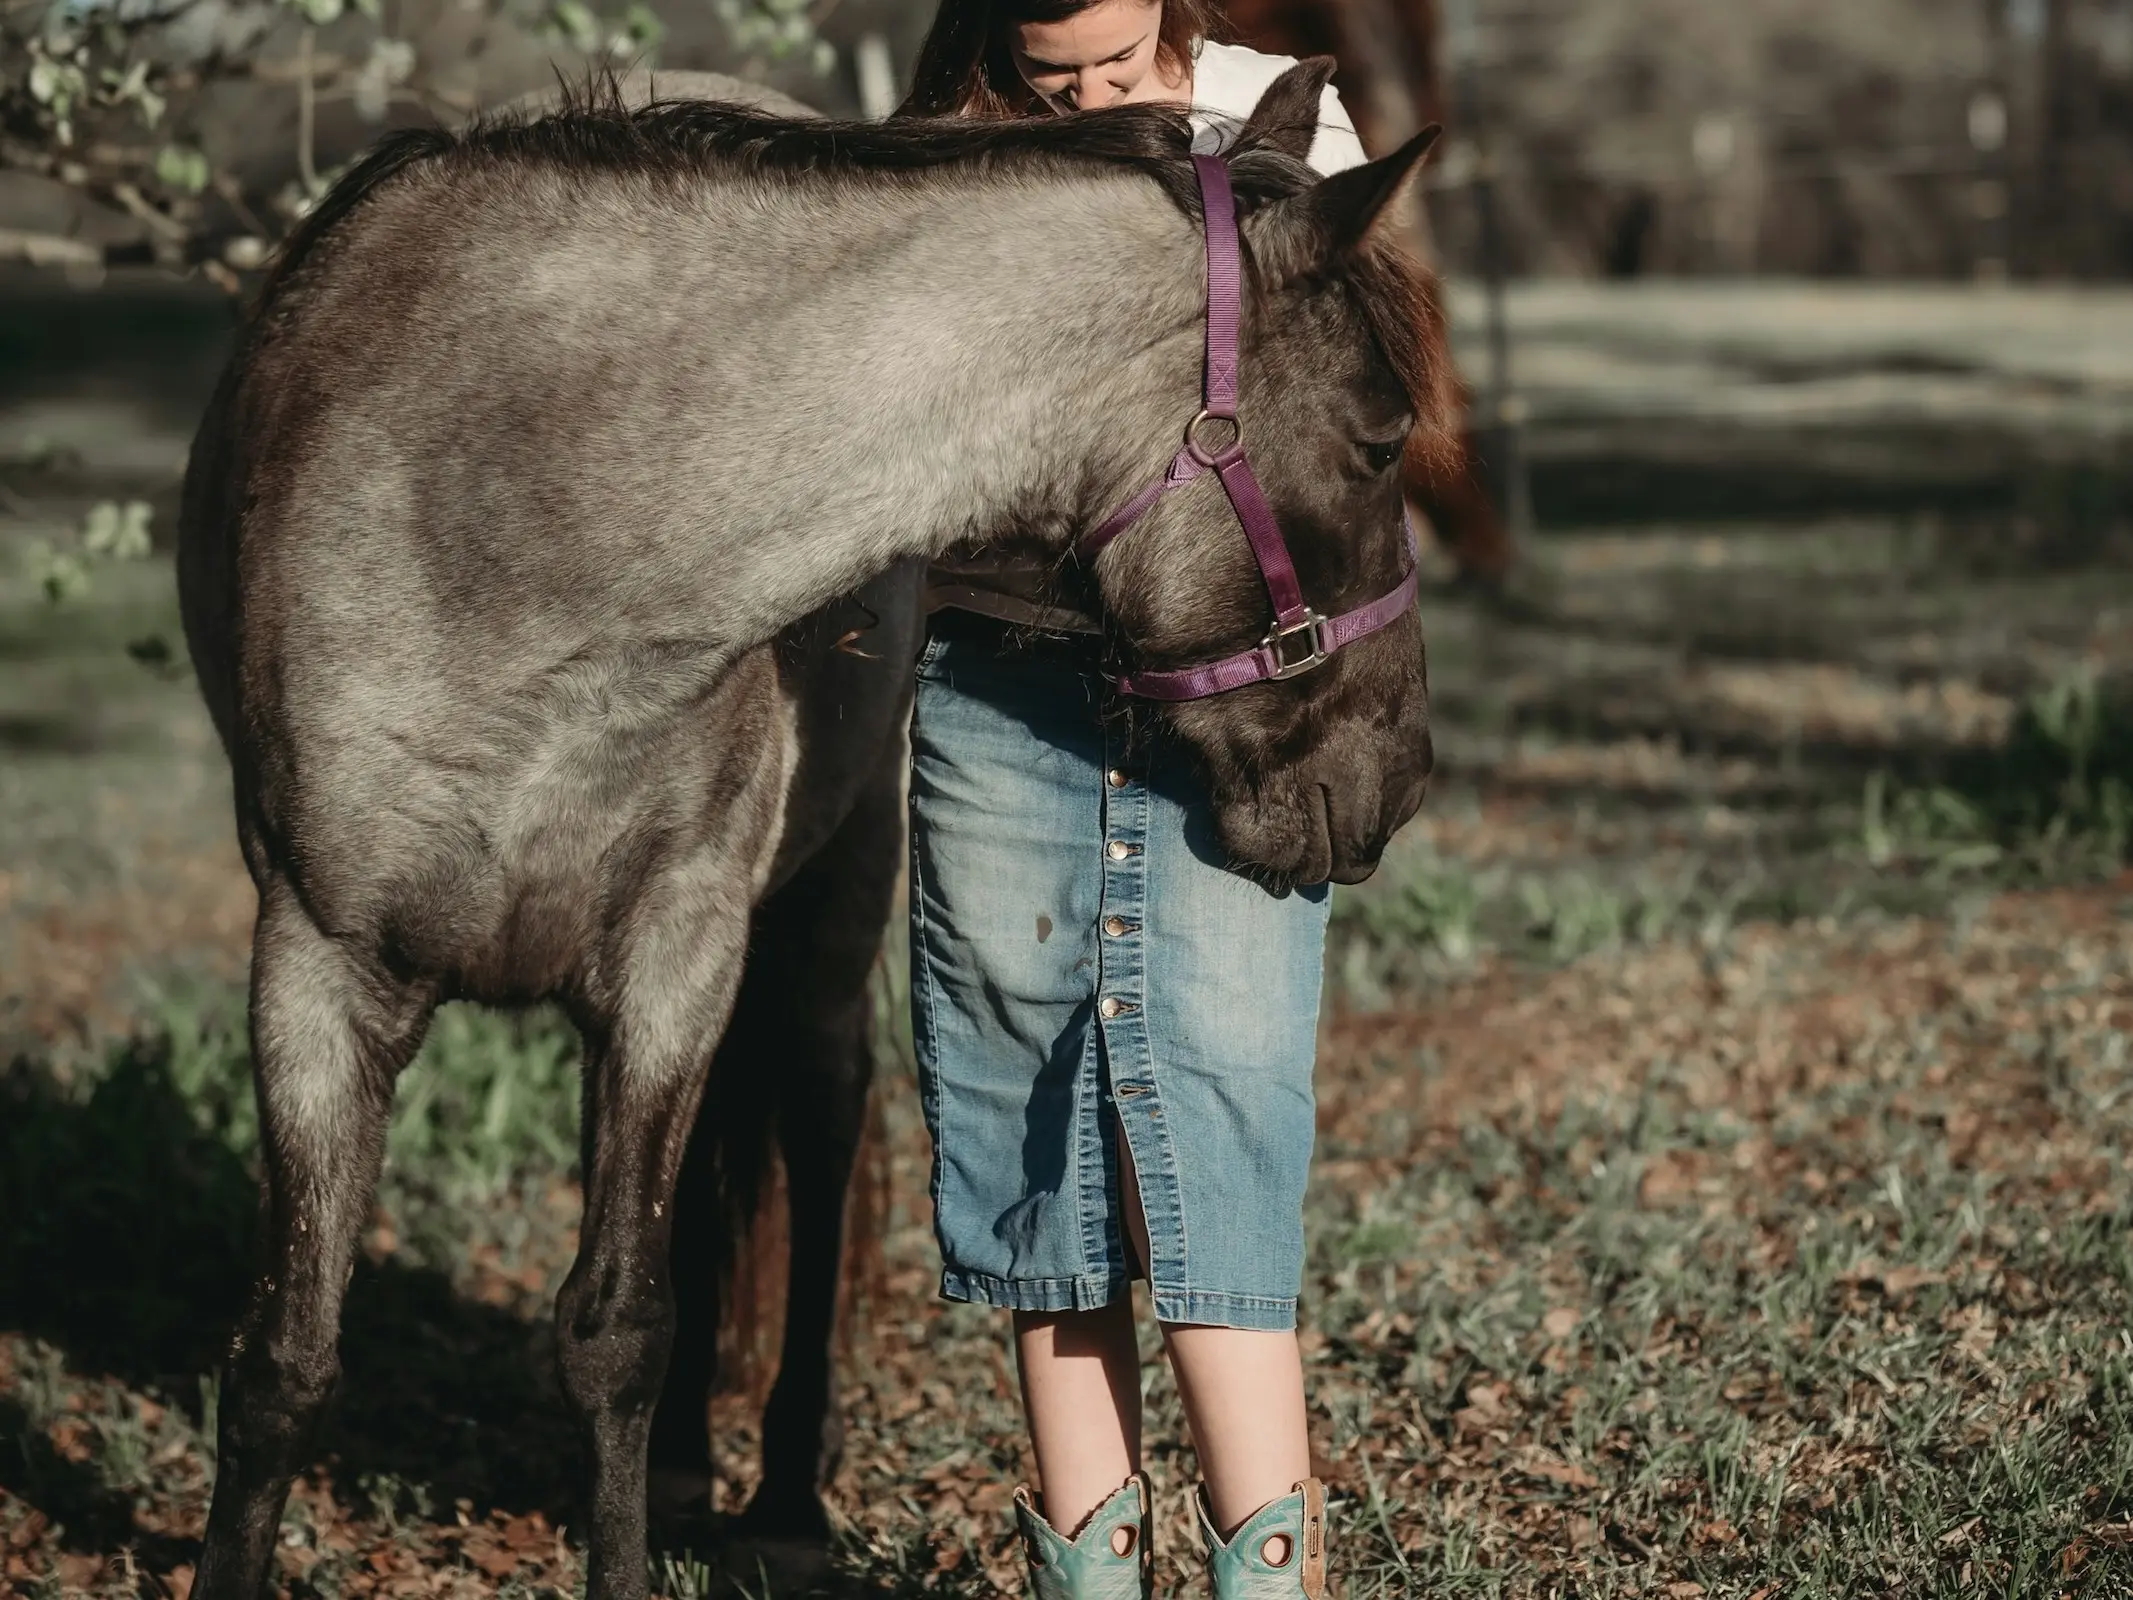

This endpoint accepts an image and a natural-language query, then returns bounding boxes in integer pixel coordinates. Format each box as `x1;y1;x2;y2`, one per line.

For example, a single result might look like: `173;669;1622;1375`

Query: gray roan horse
176;58;1448;1600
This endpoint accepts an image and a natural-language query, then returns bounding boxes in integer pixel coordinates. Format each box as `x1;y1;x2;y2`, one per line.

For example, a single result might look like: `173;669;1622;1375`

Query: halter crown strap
1197;154;1242;420
1075;153;1421;700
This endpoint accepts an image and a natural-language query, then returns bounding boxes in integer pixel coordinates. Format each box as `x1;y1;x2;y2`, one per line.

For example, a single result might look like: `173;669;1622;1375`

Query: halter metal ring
1264;610;1329;679
1183;408;1242;466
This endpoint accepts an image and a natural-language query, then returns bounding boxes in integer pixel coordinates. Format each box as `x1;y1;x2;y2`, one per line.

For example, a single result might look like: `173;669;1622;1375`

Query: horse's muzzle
1215;719;1434;891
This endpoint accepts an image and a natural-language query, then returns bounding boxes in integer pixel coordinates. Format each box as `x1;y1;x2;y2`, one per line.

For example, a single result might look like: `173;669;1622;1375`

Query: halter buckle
1263;611;1329;679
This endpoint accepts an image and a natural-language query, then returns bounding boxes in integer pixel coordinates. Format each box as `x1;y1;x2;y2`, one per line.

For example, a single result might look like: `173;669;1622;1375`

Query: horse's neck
669;172;1204;637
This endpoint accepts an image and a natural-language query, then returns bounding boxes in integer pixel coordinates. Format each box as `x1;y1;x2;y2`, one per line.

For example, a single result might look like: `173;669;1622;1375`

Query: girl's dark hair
898;0;1228;120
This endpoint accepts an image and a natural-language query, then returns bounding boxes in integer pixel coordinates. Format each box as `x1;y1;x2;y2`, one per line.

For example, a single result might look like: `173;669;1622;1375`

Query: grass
3;518;2132;1596
1863;669;2133;881
5;887;2131;1597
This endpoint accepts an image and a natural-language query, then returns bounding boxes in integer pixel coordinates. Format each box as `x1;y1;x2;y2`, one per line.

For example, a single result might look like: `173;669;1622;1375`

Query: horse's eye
1362;438;1404;475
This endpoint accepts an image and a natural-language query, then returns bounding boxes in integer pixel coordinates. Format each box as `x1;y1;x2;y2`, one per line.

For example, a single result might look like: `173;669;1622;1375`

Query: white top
1187;39;1369;176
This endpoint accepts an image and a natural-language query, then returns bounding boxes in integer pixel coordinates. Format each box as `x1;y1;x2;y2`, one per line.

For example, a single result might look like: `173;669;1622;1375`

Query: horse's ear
1240;57;1341;162
1244;123;1442;277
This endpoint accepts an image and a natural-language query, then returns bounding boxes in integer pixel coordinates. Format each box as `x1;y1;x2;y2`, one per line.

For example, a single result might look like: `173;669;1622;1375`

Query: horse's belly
281;645;796;1004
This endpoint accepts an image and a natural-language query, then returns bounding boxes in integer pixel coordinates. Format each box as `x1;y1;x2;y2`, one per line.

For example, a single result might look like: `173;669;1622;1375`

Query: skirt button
1106;840;1131;861
1099;996;1125;1018
1104;915;1129;937
1107;768;1128;788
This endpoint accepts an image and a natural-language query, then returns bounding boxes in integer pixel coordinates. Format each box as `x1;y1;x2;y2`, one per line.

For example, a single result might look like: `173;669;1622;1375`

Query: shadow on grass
0;1016;916;1595
0;1028;582;1534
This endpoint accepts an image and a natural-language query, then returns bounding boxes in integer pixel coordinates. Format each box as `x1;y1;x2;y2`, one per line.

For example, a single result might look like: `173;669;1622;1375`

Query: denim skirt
907;613;1331;1332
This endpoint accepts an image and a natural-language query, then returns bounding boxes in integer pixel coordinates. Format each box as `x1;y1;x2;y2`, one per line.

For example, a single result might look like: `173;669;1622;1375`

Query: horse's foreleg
644;1071;725;1511
196;877;433;1600
559;886;749;1600
744;765;904;1542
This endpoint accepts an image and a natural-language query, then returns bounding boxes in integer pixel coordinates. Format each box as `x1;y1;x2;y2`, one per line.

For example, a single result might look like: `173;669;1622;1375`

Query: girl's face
1011;0;1181;112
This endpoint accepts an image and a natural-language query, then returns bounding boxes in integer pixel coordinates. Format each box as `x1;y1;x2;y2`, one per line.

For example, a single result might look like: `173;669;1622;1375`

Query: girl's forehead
1013;0;1161;61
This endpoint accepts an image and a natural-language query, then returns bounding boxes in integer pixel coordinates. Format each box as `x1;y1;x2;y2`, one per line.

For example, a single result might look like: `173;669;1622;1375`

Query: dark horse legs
558;859;753;1600
194;877;436;1600
650;759;903;1542
195;767;893;1600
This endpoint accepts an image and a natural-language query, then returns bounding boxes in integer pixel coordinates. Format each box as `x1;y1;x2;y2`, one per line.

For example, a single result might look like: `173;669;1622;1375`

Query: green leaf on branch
28;541;90;605
81;500;155;563
548;0;602;52
155;145;211;194
619;1;664;49
30;57;89;116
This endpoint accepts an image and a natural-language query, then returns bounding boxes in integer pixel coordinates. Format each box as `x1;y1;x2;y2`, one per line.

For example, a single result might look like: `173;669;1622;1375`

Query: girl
898;4;1368;1596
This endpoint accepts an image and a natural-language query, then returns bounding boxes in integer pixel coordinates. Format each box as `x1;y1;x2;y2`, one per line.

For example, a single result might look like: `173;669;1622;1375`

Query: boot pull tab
1298;1478;1328;1600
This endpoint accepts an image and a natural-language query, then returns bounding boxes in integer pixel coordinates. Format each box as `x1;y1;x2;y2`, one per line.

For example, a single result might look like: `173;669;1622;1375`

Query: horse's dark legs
747;770;902;1540
558;885;750;1600
648;758;903;1542
645;1073;724;1508
196;877;433;1600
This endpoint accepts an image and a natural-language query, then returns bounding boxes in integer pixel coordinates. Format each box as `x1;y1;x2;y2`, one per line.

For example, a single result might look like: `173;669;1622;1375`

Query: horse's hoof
733;1486;832;1547
649;1467;716;1519
719;1531;836;1596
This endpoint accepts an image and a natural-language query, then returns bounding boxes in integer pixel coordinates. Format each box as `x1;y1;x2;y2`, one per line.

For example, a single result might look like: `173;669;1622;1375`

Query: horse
175;60;1448;1599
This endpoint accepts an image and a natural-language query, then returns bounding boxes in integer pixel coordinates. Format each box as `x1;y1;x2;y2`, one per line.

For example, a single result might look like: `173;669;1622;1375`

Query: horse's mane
253;76;1455;459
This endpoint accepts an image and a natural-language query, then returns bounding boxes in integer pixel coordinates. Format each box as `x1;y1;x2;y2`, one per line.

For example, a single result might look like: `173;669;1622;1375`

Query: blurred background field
4;0;2133;1595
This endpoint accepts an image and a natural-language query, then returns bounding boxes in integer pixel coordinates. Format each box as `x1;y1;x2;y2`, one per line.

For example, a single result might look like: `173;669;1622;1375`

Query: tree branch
0;227;158;267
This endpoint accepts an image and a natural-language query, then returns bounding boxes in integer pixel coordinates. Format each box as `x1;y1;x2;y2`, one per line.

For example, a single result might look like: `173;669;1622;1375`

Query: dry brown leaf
1881;1265;1944;1295
1517;1450;1599;1491
46;1420;92;1465
1464;1383;1509;1415
470;1543;519;1579
1542;1307;1581;1340
1638;1152;1702;1207
1664;1583;1705;1597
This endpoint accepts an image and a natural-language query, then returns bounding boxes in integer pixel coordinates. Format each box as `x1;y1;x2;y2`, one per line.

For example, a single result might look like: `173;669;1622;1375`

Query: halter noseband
1076;153;1421;702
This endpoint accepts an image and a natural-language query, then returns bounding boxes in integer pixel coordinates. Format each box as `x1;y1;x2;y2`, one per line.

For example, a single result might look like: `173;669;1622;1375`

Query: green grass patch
1865;669;2133;880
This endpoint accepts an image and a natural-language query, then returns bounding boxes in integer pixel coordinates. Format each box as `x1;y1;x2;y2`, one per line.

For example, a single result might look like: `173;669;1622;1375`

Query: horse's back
175;68;920;983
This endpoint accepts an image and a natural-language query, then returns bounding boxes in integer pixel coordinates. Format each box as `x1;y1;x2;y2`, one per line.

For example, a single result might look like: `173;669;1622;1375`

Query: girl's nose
1074;71;1122;109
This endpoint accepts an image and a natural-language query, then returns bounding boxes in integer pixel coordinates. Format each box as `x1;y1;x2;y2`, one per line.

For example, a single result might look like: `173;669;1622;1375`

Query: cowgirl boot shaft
1014;1472;1154;1600
1197;1478;1330;1600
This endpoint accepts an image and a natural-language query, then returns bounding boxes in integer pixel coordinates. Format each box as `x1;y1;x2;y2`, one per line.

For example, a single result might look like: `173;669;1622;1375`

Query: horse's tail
253;126;456;314
713;1088;891;1405
689;944;894;1408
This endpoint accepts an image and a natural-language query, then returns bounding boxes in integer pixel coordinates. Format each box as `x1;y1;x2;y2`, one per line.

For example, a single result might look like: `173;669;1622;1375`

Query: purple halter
1078;153;1421;702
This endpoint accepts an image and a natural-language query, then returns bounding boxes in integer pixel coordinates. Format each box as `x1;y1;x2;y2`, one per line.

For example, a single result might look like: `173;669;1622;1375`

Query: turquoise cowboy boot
1014;1472;1154;1600
1196;1479;1331;1600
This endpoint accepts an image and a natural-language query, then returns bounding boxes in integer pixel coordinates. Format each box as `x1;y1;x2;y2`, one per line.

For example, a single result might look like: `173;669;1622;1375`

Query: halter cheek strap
1076;153;1421;702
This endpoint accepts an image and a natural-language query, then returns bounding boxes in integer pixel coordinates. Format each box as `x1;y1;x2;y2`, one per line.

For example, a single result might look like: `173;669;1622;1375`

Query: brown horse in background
1227;0;1515;584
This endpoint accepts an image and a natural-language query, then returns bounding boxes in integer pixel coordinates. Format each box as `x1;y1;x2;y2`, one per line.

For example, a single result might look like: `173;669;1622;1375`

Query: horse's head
1090;63;1452;890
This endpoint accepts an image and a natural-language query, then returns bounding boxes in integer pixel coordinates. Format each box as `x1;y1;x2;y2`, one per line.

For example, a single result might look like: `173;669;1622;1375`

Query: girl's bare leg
1163;1326;1310;1536
1012;1302;1143;1540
